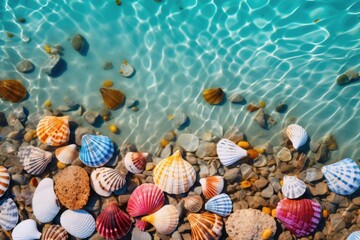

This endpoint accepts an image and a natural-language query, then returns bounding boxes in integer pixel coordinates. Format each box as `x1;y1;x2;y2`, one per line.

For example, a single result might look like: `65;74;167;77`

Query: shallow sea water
0;0;359;161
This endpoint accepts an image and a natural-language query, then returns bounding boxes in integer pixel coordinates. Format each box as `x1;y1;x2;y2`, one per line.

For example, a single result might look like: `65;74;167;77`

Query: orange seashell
183;195;203;213
241;180;251;189
0;166;10;197
99;88;125;110
247;149;259;159
36;116;70;146
202;88;224;105
188;212;223;240
247;104;259;112
199;176;224;198
0;80;27;103
237;141;250;149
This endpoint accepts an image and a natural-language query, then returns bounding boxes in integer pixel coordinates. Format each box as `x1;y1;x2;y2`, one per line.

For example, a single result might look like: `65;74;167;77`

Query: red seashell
134;218;148;231
276;198;321;237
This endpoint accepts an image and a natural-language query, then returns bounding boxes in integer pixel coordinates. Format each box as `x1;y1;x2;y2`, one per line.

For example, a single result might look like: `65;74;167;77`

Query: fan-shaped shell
276;198;321;237
80;134;114;167
36;116;70;146
134;218;148;231
183;195;203;213
216;138;247;166
0;166;10;197
124;152;148;174
55;144;78;164
99;88;125;110
60;209;96;239
205;193;232;217
18;146;53;175
187;212;223;240
96;202;132;239
119;62;134;77
281;175;306;199
286;124;308;150
12;219;41;240
141;205;179;235
42;225;68;240
153;150;196;194
0;198;18;230
199;176;224;198
90;167;126;197
0;79;27;103
322;158;360;195
347;231;360;240
202;87;224;105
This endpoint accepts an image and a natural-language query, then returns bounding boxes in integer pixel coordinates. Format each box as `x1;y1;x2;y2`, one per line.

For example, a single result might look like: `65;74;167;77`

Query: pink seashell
134;218;148;231
55;144;78;164
36;116;70;146
199;176;224;198
124;152;148;174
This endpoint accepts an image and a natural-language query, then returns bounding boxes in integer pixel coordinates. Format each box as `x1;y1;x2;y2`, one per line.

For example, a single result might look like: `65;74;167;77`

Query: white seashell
281;175;306;199
124;152;148;174
141;205;179;235
216;138;247;166
55;144;79;164
18;146;53;175
32;178;61;223
347;231;360;240
199;176;224;198
286;124;308;150
0;166;10;197
90;167;126;197
0;198;18;230
12;219;41;240
60;209;96;239
205;193;232;217
120;61;134;77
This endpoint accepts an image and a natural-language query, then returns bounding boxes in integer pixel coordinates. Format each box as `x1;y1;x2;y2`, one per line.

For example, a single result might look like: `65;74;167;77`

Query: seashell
187;212;223;240
127;183;165;217
141;205;179;235
276;198;321;237
204;193;232;217
216;138;247;166
281;175;307;199
0;198;18;230
0;166;10;197
90;167;126;197
199;175;224;198
134;218;148;231
80;134;114;167
12;219;41;240
55;144;78;164
0;79;27;103
96;202;132;239
36;115;70;146
32;178;61;223
124;152;148;174
18;146;53;175
99;87;125;110
286;124;308;150
347;231;360;240
153;150;196;194
119;60;134;77
202;87;224;105
321;158;360;195
60;209;96;239
183;195;203;213
42;225;68;240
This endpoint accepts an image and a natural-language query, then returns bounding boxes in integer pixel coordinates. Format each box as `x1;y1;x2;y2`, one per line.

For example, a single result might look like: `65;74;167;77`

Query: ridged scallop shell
0;166;10;197
42;225;68;240
183;195;203;213
80;134;114;167
12;219;41;240
134;218;148;231
0;198;18;230
119;62;134;77
286;124;308;150
188;212;223;240
141;205;179;235
202;87;224;105
153;150;196;194
96;202;132;239
281;175;307;199
216;138;247;166
90;167;126;197
124;152;148;174
60;209;96;239
205;193;232;217
0;79;27;103
127;183;165;217
18;146;53;175
321;158;360;195
32;178;60;223
55;144;78;164
36;116;70;146
199;176;224;198
347;231;360;240
276;198;321;237
99;88;125;110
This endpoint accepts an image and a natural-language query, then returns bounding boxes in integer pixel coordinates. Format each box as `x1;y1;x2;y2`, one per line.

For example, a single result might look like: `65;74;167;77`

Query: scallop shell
42;225;68;240
281;175;307;199
124;152;148;174
141;205;179;235
119;62;134;77
183;195;203;213
0;79;27;103
205;193;232;217
153;150;196;194
99;88;125;110
60;209;96;239
134;218;148;231
90;167;126;197
55;144;78;164
12;219;42;240
199;176;224;198
32;178;60;223
187;212;223;240
286;124;308;150
18;146;53;175
36;115;70;146
321;158;360;195
127;183;165;217
0;198;18;230
347;231;360;240
0;166;10;197
80;134;114;167
202;87;224;105
216;138;247;166
276;198;321;237
96;202;132;239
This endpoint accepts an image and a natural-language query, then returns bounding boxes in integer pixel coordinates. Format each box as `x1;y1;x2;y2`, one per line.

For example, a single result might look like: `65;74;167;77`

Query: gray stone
336;70;359;86
72;34;84;51
0;142;17;154
63;96;79;110
310;140;321;152
8;106;27;124
315;144;330;162
162;131;176;142
13;119;24;131
195;141;216;158
131;227;151;240
223;127;244;143
57;105;71;112
228;93;244;103
300;168;323;183
11;173;27;185
275;103;288;113
261;183;274;198
253;154;267;167
309;182;328;196
199;165;209;178
83;111;100;125
266;114;276;128
277;147;292;161
41;54;61;76
254;108;266;129
240;164;253;180
329;213;346;232
176;133;199;152
160;143;173;158
327;192;349;207
208;161;218;176
223;168;241;183
172;110;187;129
16;60;34;73
269;177;281;193
74;127;95;146
269;195;280;208
103;61;113;70
254;177;269;189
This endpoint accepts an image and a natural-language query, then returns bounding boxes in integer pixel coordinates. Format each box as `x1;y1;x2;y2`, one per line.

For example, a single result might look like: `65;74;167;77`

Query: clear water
1;0;359;160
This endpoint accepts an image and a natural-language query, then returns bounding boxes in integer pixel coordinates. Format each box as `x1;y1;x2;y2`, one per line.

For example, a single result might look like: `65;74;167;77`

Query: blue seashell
347;231;360;240
204;193;232;217
80;134;114;167
322;158;360;196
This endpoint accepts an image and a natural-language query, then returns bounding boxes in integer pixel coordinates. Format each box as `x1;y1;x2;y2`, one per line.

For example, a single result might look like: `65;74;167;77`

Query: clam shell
183;195;203;213
205;193;232;217
120;62;134;77
55;144;78;164
202;87;224;105
276;198;321;237
281;175;307;199
322;158;360;195
42;225;68;240
216;138;247;166
99;87;125;110
18;146;53;175
36;116;70;146
60;209;96;239
80;134;114;167
153;150;196;194
0;79;27;103
286;124;308;150
199;176;224;198
12;219;41;240
0;166;10;197
141;205;179;235
90;167;126;197
124;152;148;174
347;231;360;240
187;212;223;240
0;198;18;230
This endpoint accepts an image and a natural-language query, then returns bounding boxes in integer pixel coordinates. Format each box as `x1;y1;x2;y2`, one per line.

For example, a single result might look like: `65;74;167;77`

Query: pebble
315;144;330;162
269;195;280;208
254;177;269;189
246;196;267;209
223;127;244;143
208;161;218;176
228;93;244;103
329;213;346;232
277;147;292;161
72;34;85;51
326;192;350;207
253;154;267;167
176;133;199;152
16;60;34;73
172;110;188;129
160;143;173;158
177;223;190;233
269;177;281;193
185;155;197;165
275;103;288;113
11;173;27;185
224;168;241;183
63;96;79;110
171;231;183;240
352;196;360;205
308;182;328;196
300;168;323;183
117;194;131;206
254;108;266;129
182;233;191;240
310;140;321;152
260;183;274;199
240;164;252;180
131;227;152;240
201;131;213;141
193;186;202;195
314;232;326;240
103;61;113;70
42;54;61;76
83;111;100;125
199;165;209;178
279;231;294;240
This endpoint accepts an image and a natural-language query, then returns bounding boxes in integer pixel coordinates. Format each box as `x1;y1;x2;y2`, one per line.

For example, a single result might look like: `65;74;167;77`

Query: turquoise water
1;0;359;160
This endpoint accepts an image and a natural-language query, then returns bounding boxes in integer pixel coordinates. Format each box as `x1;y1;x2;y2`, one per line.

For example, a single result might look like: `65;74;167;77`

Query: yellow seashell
237;141;250;149
271;209;276;218
262;228;273;240
322;209;329;218
160;139;169;147
167;113;174;120
262;207;271;215
108;124;118;133
259;100;265;108
99;87;125;110
102;80;113;88
202;87;224;105
241;180;251;189
44;44;51;54
0;79;27;103
44;99;52;108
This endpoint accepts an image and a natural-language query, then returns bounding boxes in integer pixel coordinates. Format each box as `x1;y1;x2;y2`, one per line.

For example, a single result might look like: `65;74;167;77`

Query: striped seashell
322;158;360;195
55;144;78;164
90;167;126;197
347;231;360;240
80;134;114;167
36;115;70;146
153;150;196;194
42;225;68;240
141;205;179;235
12;219;41;240
119;61;134;77
188;212;223;240
0;198;18;230
134;218;148;231
124;152;148;174
216;138;247;166
281;175;306;199
183;195;203;213
60;209;96;239
286;124;308;150
0;166;10;197
199;176;224;198
18;146;53;175
205;193;232;217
